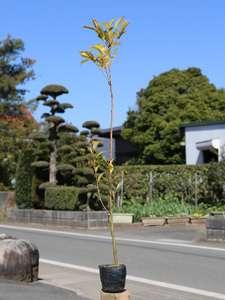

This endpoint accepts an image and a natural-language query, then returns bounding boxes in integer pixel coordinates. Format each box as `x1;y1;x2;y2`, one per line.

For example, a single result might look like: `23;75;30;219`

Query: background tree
0;35;36;115
121;67;225;165
0;35;36;188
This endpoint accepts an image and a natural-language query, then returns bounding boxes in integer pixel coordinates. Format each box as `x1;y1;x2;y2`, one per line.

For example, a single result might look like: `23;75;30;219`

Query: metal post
149;172;153;205
195;173;198;208
121;171;124;206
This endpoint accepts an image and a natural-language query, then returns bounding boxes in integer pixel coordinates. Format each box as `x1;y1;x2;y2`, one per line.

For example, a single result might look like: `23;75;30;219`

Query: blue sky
1;0;225;131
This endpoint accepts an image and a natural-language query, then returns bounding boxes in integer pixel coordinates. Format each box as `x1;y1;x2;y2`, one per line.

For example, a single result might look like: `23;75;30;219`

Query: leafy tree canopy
0;35;36;115
0;35;37;187
121;67;225;165
40;84;68;99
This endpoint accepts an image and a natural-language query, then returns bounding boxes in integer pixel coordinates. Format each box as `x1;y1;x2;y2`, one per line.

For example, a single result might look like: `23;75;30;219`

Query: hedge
114;164;212;205
45;186;80;210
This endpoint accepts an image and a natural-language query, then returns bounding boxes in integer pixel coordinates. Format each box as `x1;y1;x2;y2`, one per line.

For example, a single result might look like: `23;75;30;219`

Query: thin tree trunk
108;64;118;265
109;65;114;161
195;173;198;208
49;143;57;183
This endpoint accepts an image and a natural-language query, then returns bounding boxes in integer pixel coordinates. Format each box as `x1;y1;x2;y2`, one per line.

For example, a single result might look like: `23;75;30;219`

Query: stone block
206;228;225;241
7;209;108;228
101;290;130;300
206;217;225;229
0;238;39;282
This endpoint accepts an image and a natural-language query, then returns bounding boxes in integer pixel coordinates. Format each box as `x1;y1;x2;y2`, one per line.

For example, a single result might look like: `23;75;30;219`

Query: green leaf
103;22;110;30
112;48;118;58
115;17;125;29
113;173;123;180
97;53;104;60
104;60;111;68
109;19;116;27
118;20;130;37
82;25;95;31
111;41;121;48
79;51;90;58
92;140;99;150
97;172;104;182
92;19;104;39
92;19;101;29
104;31;110;43
79;51;95;61
116;180;124;192
87;184;96;189
80;58;90;65
96;151;106;158
91;44;106;54
98;27;105;39
108;30;116;44
87;146;93;154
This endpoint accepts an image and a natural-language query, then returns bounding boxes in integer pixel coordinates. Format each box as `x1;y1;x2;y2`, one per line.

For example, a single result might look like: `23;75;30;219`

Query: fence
115;164;225;208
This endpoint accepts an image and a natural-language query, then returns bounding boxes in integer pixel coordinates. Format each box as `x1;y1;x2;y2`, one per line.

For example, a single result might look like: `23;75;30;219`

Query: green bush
0;161;11;189
45;186;80;210
15;149;34;208
0;182;9;192
31;174;45;209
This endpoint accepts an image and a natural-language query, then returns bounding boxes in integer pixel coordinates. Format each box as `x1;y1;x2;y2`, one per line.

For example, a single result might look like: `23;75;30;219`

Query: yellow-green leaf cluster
78;17;130;70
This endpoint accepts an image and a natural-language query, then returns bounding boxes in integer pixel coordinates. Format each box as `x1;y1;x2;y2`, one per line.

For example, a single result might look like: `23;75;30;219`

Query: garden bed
166;216;190;225
189;217;206;225
110;213;134;224
141;216;206;226
141;217;166;227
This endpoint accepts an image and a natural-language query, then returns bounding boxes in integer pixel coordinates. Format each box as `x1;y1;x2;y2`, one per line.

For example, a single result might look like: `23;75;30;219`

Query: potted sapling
78;17;130;293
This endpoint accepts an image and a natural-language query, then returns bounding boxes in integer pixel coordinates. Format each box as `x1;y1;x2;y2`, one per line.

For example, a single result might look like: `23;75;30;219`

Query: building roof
178;120;225;138
179;119;225;129
99;126;124;138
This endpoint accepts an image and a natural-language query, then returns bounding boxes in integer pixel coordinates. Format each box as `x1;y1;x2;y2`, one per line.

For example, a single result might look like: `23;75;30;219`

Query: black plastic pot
99;264;126;293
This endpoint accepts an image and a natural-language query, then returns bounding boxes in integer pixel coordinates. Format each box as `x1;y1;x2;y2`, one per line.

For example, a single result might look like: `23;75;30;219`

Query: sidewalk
0;278;86;300
0;222;212;300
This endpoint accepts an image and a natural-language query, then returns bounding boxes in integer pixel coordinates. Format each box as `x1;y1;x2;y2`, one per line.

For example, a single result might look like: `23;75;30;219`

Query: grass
0;209;8;222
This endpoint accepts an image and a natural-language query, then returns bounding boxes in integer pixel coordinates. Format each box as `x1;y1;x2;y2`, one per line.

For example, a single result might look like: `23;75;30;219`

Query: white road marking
40;258;99;274
1;223;225;252
40;258;225;299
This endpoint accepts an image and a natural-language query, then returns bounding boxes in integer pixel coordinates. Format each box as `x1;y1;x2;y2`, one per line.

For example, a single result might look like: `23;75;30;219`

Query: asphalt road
0;223;225;299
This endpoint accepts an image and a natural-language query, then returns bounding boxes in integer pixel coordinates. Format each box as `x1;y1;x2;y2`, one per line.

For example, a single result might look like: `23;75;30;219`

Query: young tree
79;17;130;266
121;67;225;165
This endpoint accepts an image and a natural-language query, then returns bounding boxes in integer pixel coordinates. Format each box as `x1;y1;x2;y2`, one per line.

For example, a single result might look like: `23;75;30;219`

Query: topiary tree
33;84;79;184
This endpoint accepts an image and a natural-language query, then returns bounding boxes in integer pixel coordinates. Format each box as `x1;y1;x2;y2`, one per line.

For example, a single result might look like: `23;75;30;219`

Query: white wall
185;124;225;164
